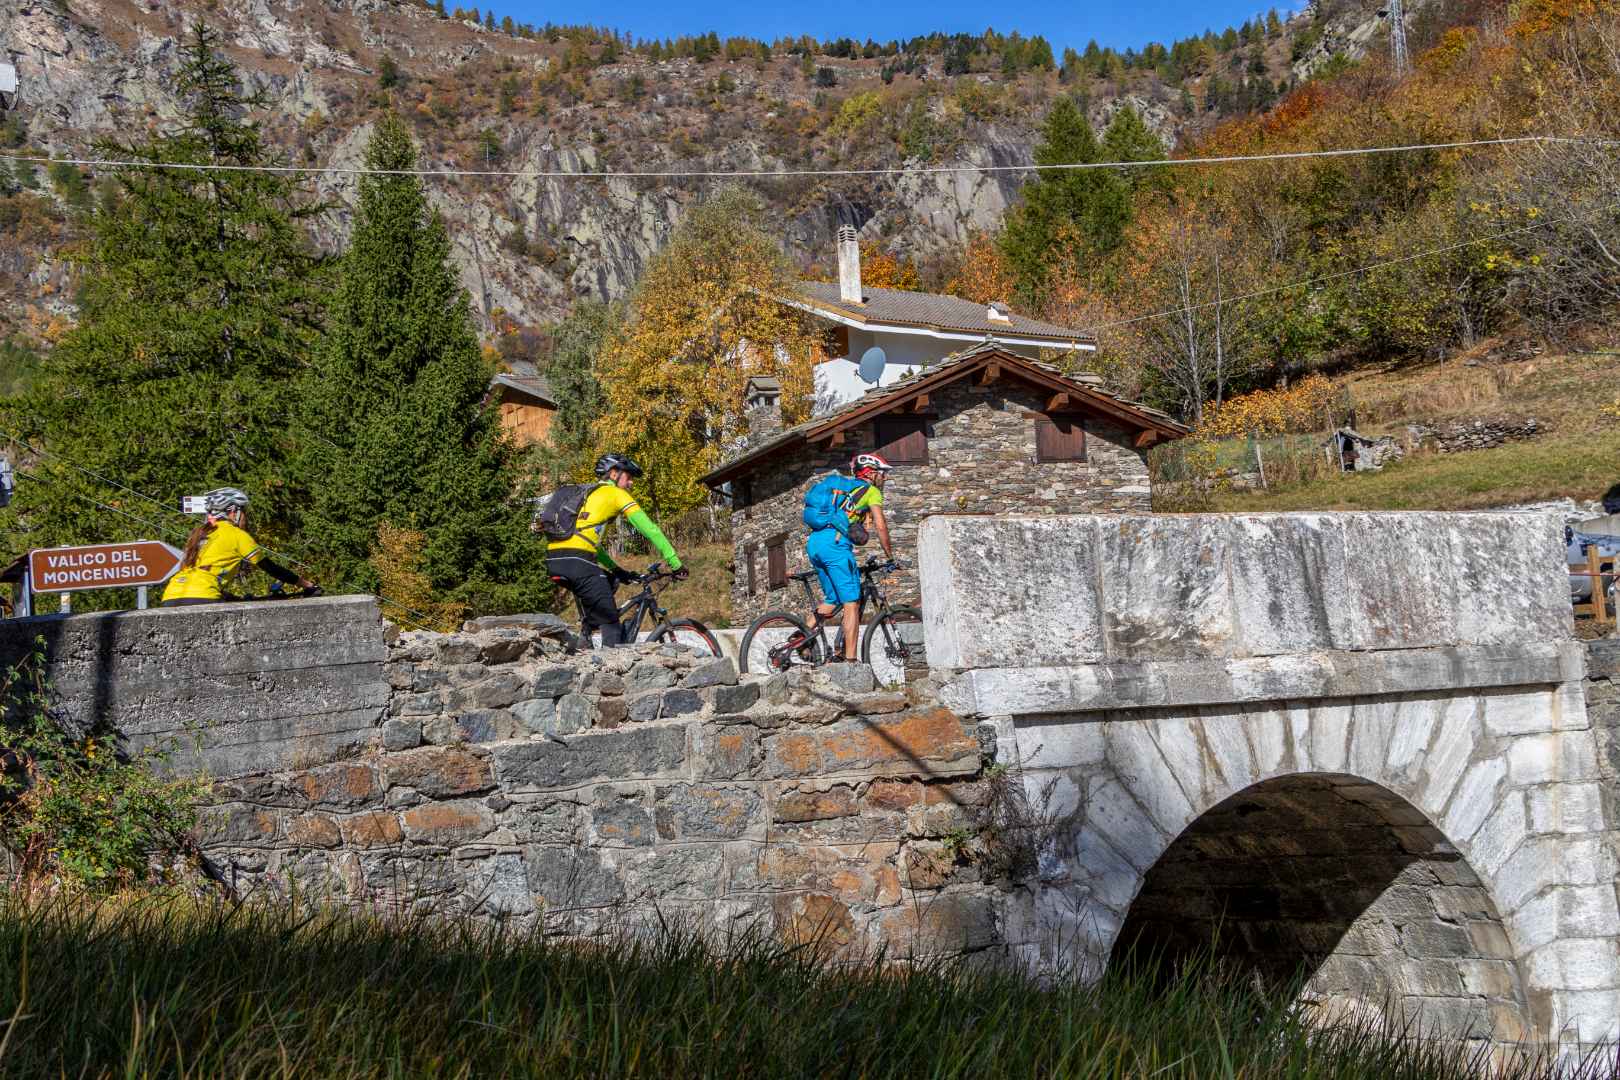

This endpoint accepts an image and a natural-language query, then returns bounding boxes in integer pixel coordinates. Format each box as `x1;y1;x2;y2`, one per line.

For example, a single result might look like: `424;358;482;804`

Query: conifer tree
999;96;1129;306
294;114;548;615
0;23;327;604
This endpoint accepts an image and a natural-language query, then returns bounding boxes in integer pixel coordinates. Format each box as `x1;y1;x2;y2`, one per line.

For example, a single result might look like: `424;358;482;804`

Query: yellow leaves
832;92;883;137
1197;375;1337;439
591;189;819;517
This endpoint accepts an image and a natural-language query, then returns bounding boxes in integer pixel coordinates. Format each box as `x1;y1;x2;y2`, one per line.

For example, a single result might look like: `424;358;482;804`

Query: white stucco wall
812;327;1090;413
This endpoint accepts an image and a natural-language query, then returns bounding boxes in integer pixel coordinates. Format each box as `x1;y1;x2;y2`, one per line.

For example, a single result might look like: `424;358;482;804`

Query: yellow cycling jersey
547;483;640;555
160;520;266;601
849;483;883;521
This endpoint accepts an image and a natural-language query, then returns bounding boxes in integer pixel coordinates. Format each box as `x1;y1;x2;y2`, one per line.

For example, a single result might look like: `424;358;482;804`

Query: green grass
1209;428;1620;512
0;891;1611;1078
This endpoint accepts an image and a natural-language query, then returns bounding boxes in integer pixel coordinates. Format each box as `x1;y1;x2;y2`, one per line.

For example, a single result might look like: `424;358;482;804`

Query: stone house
793;226;1097;411
700;343;1188;623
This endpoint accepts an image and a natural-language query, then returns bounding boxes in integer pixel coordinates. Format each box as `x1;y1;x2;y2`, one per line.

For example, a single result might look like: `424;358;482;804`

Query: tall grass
0;891;1611;1078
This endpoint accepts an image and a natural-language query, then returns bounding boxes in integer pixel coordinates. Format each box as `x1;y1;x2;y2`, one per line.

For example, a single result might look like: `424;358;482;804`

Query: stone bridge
0;510;1615;1054
922;512;1618;1051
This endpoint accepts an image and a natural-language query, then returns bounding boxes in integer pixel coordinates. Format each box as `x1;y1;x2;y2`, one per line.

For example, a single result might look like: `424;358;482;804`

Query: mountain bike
738;557;922;685
557;562;722;657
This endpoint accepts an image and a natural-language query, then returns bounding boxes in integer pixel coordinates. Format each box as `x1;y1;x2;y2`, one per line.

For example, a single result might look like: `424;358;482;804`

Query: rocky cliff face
0;0;1401;333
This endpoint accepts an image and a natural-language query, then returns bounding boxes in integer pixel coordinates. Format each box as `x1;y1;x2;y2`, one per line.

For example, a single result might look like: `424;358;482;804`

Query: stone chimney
837;225;863;304
744;376;783;443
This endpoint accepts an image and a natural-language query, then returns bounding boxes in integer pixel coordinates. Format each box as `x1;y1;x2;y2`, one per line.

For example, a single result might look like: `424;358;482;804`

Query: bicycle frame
791;560;894;654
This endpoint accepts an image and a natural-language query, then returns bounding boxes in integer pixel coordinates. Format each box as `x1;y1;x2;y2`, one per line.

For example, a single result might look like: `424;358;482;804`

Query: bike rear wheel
739;611;824;674
862;606;923;687
649;618;723;658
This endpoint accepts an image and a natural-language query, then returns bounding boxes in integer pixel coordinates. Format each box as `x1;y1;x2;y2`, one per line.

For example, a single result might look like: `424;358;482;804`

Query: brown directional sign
28;540;183;593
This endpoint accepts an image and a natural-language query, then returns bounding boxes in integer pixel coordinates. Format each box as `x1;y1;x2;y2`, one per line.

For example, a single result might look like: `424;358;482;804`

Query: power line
0;135;1574;182
1076;214;1559;338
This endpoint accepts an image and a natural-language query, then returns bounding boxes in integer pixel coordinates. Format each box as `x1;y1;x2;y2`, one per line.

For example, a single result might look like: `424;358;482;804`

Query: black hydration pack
537;482;602;542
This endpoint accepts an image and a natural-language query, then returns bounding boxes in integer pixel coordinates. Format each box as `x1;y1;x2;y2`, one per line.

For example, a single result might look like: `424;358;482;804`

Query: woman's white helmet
204;487;250;516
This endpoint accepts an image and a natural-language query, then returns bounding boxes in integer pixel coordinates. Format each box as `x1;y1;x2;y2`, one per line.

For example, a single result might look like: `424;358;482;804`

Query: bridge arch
1113;771;1530;1044
1003;685;1607;1046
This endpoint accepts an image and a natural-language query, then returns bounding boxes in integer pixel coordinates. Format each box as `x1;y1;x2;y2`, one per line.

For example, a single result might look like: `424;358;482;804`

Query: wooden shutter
873;417;929;464
1035;416;1086;462
767;539;787;589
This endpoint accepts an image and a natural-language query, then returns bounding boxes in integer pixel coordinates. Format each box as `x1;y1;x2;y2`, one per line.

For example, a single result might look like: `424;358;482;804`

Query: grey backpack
537;483;601;542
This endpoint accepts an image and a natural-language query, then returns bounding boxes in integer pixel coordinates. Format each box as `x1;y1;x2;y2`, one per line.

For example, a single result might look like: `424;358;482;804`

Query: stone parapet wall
0;595;388;778
199;628;1004;954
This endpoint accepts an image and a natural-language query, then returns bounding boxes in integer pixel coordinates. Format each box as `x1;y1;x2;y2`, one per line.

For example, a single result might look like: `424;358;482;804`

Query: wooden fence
1572;544;1617;622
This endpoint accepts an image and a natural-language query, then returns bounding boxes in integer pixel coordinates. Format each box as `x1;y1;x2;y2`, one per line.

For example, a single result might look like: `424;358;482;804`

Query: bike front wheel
862;606;923;687
738;611;824;674
649;618;723;658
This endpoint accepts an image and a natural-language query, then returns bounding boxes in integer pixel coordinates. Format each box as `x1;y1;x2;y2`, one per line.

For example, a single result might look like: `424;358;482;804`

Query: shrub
1196;373;1339;438
0;642;209;890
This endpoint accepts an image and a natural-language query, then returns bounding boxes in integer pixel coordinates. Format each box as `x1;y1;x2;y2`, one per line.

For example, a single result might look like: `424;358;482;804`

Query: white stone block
1075;826;1145;911
1287;705;1315;772
1507;890;1560;954
1014;716;1105;769
1550;989;1620;1044
1559;886;1620;940
1083;775;1169;873
1442;757;1506;843
1484;688;1558;736
1309;700;1353;773
1467;793;1528;876
1508;732;1600;785
1492;836;1562;914
1349;696;1398;780
1418;694;1480;818
1385;694;1441;779
1197;705;1257;801
1143;714;1206;799
1105;724;1195;837
1243;706;1289;777
1529;939;1620;991
1527;783;1608;835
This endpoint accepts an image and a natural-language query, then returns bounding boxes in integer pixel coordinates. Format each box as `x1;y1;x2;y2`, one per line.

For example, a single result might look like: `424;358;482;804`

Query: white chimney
987;301;1012;325
837;225;862;304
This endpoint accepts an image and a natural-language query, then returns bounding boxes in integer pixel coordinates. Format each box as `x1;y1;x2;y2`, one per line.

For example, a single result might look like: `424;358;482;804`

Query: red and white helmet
851;453;893;479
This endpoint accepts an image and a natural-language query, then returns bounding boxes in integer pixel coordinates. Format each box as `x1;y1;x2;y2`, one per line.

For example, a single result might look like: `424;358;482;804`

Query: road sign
28;540;183;594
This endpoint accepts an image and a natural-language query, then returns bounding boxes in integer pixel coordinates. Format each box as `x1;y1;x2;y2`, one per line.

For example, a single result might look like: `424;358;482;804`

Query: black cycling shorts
547;552;623;646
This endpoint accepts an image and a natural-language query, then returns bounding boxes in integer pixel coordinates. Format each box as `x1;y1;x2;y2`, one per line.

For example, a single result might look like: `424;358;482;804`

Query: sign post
27;541;183;599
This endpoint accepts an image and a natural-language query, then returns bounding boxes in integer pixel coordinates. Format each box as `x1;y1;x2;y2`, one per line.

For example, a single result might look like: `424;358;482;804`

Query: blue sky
489;1;1301;53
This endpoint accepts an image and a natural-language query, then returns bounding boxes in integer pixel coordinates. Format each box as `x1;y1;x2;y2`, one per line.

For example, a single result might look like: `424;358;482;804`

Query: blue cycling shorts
806;528;861;605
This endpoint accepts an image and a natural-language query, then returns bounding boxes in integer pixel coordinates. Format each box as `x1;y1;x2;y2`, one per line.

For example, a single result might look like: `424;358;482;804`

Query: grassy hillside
0;892;1608;1079
1198;351;1620;512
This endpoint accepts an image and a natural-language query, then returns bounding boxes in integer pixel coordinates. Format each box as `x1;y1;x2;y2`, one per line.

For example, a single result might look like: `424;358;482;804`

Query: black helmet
595;453;644;479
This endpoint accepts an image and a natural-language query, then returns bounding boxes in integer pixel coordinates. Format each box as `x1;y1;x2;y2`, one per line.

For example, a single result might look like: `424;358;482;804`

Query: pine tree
0;23;327;608
294;114;548;616
1100;105;1167;195
998;96;1131;306
433;0;446;16
532;301;617;486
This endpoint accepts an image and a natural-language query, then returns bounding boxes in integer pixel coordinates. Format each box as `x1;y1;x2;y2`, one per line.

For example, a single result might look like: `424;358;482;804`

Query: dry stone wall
198;622;1005;954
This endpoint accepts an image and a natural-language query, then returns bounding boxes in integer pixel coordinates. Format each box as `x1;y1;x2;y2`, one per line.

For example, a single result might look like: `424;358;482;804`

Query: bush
0;642;209;890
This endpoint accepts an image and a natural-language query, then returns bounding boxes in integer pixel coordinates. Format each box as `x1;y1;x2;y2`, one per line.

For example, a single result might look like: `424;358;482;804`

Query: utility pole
1388;0;1410;76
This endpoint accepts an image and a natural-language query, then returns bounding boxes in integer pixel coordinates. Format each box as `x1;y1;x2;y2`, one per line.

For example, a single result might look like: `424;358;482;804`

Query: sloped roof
794;281;1095;343
491;373;557;406
700;343;1186;488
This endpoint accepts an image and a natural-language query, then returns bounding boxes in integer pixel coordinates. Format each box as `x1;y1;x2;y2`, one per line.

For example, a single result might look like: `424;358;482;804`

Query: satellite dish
857;346;886;384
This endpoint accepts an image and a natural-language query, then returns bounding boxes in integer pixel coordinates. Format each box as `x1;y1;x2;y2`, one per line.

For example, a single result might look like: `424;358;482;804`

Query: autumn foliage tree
594;187;820;519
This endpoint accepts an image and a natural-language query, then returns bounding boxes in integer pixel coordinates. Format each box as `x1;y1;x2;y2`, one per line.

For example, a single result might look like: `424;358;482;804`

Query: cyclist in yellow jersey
161;488;316;606
546;453;688;647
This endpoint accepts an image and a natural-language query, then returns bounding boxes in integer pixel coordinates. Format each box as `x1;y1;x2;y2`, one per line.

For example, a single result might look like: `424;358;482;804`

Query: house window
1035;416;1087;463
744;544;758;595
873;417;929;464
766;536;788;590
